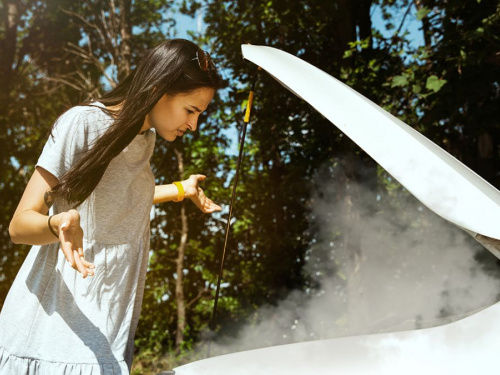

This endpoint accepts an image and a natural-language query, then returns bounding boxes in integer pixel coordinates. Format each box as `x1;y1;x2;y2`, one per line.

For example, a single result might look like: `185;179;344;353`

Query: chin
160;132;177;142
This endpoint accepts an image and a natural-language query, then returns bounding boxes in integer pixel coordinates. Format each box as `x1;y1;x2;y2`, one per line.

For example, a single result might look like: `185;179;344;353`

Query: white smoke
204;164;500;357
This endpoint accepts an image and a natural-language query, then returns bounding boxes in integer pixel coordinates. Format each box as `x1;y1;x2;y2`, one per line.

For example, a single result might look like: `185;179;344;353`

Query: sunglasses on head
194;49;214;72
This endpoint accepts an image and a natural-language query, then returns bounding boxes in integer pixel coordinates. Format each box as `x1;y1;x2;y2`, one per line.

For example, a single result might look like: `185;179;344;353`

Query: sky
173;3;426;48
371;2;425;48
173;10;205;39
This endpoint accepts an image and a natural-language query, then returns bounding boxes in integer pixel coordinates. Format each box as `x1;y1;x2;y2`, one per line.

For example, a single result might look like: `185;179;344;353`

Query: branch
396;1;414;36
59;5;118;88
60;7;99;31
45;75;85;92
187;288;209;308
65;42;117;88
100;8;117;52
44;69;102;100
109;0;118;45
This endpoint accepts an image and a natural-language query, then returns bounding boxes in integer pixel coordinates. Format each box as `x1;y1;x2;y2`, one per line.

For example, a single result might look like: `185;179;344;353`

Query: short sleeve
36;105;109;179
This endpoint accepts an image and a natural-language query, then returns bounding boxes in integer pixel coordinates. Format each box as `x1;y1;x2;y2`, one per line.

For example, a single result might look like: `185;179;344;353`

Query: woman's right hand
10;167;94;278
58;209;94;278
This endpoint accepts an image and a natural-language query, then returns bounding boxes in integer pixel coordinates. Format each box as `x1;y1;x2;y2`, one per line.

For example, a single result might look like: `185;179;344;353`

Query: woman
0;39;223;374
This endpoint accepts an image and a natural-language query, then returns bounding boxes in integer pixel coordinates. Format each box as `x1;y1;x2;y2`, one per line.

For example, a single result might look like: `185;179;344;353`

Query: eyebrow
189;105;204;113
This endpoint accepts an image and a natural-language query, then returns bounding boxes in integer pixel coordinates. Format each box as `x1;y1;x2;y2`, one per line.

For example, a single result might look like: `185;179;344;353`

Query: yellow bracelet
173;181;185;202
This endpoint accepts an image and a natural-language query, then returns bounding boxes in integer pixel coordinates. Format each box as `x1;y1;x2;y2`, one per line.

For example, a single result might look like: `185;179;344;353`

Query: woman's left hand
182;174;222;213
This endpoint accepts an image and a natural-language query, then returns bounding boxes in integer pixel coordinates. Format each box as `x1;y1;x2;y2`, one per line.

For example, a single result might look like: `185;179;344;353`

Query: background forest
1;0;500;373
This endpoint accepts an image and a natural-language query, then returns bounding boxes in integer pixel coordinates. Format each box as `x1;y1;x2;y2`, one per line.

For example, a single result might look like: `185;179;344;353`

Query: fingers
73;247;95;278
199;198;222;213
61;239;76;269
59;215;95;278
190;174;206;180
81;257;95;273
206;203;222;213
60;245;95;278
185;175;220;213
62;248;95;278
73;252;89;278
192;189;221;213
74;242;95;277
188;174;206;186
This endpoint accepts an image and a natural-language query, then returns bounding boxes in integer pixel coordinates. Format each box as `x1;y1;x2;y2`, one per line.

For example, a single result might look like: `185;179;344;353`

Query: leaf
391;74;408;87
416;7;431;21
343;49;353;58
425;75;447;93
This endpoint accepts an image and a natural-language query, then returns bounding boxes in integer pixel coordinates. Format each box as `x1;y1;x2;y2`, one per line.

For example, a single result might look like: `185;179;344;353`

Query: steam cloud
205;164;500;357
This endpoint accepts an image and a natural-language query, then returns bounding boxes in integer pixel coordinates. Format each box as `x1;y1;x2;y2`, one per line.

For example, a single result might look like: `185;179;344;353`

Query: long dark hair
52;39;223;206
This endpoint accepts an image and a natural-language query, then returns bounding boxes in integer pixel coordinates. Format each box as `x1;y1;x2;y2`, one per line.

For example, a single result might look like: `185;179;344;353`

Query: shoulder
53;103;113;140
55;103;111;128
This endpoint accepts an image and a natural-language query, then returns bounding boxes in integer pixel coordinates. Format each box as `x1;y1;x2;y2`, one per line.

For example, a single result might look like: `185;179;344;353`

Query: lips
177;130;185;136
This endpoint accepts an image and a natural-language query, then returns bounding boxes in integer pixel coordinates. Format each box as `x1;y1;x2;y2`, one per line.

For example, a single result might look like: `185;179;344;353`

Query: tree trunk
117;0;132;79
331;0;356;64
174;148;188;350
0;0;18;92
330;0;373;67
0;0;19;167
353;0;373;44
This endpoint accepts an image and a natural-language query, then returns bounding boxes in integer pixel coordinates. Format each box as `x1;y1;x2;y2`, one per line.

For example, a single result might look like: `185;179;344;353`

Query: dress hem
0;345;129;375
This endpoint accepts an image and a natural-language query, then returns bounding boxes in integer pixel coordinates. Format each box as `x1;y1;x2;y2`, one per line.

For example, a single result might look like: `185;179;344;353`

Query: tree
0;0;84;304
418;0;500;186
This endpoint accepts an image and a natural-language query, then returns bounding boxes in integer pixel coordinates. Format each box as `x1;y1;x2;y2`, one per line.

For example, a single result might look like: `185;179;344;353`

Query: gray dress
0;103;156;374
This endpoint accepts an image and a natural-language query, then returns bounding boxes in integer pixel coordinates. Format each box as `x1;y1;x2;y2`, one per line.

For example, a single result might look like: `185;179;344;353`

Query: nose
187;115;199;132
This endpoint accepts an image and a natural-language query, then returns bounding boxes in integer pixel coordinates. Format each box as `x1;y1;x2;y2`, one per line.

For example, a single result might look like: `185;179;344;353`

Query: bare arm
9;166;94;277
10;167;62;245
153;183;183;204
154;174;222;213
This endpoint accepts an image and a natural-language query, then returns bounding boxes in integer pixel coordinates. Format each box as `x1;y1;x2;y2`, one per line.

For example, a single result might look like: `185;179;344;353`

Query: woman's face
142;87;215;141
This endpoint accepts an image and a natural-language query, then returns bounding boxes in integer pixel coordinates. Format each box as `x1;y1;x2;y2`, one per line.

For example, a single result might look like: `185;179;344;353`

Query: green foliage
0;0;85;303
2;0;500;373
414;0;500;185
425;75;447;93
416;6;431;20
